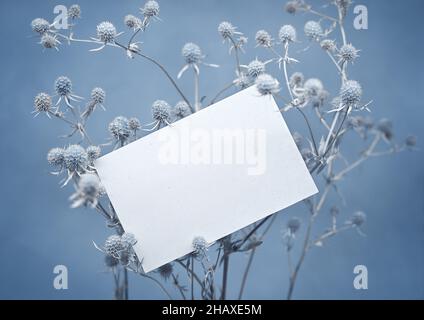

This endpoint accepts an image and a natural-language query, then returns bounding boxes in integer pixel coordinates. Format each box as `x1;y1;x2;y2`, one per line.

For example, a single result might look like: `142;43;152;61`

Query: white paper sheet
95;86;318;272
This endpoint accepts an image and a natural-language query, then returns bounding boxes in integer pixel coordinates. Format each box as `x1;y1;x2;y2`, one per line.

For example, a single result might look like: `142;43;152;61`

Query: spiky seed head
34;92;52;113
405;135;417;147
247;59;266;79
285;1;298;14
55;76;72;97
218;21;236;39
174;101;192;119
40;33;59;49
320;39;336;51
108;116;131;141
124;14;141;29
255;74;280;95
152;100;171;122
377;119;393;140
340;80;362;106
351;211;366;227
47;148;65;167
68;5;81;19
339;44;359;63
182;42;202;64
104;235;124;258
192;236;208;256
279;25;297;43
77;173;101;197
129;117;141;131
96;21;117;43
104;255;119;268
141;0;160;17
158;263;173;280
287;217;301;234
255;30;272;47
31;18;50;34
289;72;304;88
86;145;101;161
91;87;105;104
63;144;88;171
304;21;323;40
304;78;324;97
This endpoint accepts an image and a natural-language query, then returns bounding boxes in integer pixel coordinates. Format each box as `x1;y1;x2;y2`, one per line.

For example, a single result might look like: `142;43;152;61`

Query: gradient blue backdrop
0;0;422;299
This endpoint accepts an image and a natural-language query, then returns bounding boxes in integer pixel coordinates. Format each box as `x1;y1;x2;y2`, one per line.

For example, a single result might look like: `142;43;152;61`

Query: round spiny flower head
77;173;101;198
124;14;141;29
340;80;362;106
304;78;324;97
279;25;297;43
289;72;304;88
55;76;72;97
142;0;160;17
108;116;131;141
192;236;208;256
405;135;417;148
129;117;141;131
234;73;251;89
377;119;393;140
256;74;280;95
86;145;101;161
287;217;301;234
174;101;192;119
31;18;50;34
68;4;81;20
218;21;236;39
285;1;298;14
255;30;272;47
104;235;124;258
40;33;59;49
96;21;117;43
91;87;105;104
63;144;88;171
47;147;65;167
351;211;366;227
247;59;266;79
105;255;119;268
34;92;52;113
182;42;202;64
121;232;137;248
320;39;336;52
338;44;359;63
152;100;171;122
158;263;173;280
304;21;323;40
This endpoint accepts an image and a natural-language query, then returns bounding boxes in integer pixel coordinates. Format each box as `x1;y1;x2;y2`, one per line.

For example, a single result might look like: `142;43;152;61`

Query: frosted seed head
63;144;88;171
182;42;202;64
304;78;324;97
141;1;160;17
285;1;298;14
86;145;101;161
255;30;272;47
96;21;117;43
279;25;297;43
158;263;173;280
289;72;304;88
124;14;141;29
47;147;65;167
287;217;301;234
104;235;124;258
77;173;101;198
152;100;171;122
218;21;236;39
339;44;359;63
247;59;266;79
68;5;81;20
55;76;72;97
91;87;105;104
351;211;366;227
108;116;131;141
129;117;141;131
255;74;280;95
304;21;323;40
34;92;52;113
31;18;50;34
340;80;362;106
192;236;208;256
320;39;336;52
40;33;59;49
174;101;192;119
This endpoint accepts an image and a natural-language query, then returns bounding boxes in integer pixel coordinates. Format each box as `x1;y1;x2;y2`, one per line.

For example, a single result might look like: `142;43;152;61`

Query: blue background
0;0;422;299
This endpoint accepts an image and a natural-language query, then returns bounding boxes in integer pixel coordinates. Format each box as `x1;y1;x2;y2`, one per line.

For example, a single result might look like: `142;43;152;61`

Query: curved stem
210;82;235;105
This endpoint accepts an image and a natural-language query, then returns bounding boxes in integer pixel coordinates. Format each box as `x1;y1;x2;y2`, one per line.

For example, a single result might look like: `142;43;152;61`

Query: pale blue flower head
289;72;304;88
279;25;297;43
68;5;81;20
304;21;323;40
40;33;59;49
91;87;105;104
109;116;131;141
218;21;236;39
55;76;72;97
340;80;362;106
174;101;192;119
304;78;324;98
255;74;280;95
104;235;124;258
141;0;160;17
192;236;208;256
285;1;299;14
77;174;101;198
31;18;50;34
320;39;336;52
124;14;141;29
96;21;117;43
34;92;52;113
64;144;88;171
338;44;359;63
182;42;202;64
47;147;65;167
351;211;366;227
255;30;272;47
129;117;141;131
152;100;171;122
86;145;101;161
246;59;266;79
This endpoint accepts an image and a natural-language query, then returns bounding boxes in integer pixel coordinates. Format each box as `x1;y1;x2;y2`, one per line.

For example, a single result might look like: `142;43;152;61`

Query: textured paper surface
95;86;318;272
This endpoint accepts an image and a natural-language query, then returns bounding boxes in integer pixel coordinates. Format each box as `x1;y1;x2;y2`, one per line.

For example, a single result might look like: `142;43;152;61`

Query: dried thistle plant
30;0;415;300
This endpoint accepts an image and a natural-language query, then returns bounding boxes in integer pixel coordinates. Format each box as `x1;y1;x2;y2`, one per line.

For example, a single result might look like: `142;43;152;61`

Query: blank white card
95;86;318;272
